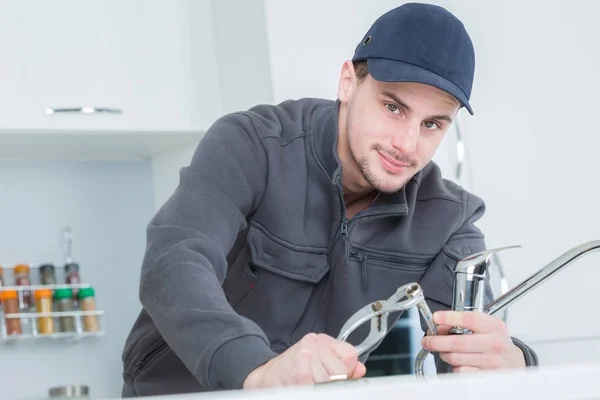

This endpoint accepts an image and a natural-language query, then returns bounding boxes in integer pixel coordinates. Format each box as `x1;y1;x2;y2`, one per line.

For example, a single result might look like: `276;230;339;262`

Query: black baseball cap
352;3;476;115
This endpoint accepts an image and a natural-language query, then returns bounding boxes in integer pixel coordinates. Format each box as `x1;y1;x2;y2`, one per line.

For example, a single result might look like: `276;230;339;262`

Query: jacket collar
311;99;340;179
311;99;420;215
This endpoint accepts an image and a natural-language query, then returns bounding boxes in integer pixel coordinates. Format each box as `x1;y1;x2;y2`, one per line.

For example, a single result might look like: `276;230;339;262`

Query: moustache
373;145;418;166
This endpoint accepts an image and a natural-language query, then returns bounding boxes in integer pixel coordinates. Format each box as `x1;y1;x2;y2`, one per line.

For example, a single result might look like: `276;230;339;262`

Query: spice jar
65;263;81;307
39;264;56;285
0;267;3;312
1;290;22;335
0;266;3;312
54;288;75;332
35;289;54;334
14;264;33;310
78;287;99;332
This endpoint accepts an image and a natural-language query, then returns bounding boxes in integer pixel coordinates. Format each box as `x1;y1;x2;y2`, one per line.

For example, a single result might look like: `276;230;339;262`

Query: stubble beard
347;126;412;195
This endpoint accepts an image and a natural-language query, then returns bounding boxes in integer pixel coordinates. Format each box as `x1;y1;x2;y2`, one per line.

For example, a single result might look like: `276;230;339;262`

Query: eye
423;120;440;130
386;104;400;114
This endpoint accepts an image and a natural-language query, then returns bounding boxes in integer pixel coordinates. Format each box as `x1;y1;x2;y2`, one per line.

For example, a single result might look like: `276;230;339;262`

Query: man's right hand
243;333;366;389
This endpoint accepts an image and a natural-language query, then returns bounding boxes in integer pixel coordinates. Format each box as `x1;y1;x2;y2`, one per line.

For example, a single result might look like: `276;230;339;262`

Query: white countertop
97;361;600;400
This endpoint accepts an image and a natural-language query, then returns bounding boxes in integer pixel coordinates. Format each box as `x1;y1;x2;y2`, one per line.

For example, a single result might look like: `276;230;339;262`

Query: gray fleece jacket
120;98;538;397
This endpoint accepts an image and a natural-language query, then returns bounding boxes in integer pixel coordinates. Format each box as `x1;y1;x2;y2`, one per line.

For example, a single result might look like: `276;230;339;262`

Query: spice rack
0;265;106;343
0;228;106;343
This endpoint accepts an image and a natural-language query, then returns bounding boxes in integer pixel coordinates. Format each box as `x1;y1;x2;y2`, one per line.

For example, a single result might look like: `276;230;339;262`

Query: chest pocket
227;221;329;349
348;243;432;284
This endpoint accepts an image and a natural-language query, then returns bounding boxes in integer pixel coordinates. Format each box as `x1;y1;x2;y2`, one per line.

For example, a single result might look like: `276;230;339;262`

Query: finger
309;352;332;384
434;311;505;334
291;350;316;385
440;352;502;369
293;334;330;384
453;366;481;373
426;325;451;336
350;362;367;379
315;341;351;379
317;334;359;374
421;333;494;353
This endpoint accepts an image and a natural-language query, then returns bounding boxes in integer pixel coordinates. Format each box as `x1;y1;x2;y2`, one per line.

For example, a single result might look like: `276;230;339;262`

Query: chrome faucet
451;240;600;323
413;240;600;378
449;244;522;334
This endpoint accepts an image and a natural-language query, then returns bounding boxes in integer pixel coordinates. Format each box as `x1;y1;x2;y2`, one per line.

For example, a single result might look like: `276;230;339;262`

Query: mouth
377;151;411;174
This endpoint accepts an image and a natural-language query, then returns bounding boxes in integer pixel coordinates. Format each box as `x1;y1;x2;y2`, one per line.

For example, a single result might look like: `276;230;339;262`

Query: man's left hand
420;311;526;373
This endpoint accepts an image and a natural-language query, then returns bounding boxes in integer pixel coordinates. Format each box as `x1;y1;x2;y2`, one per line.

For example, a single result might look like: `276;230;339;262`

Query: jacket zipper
334;175;404;264
135;338;168;373
340;218;350;264
349;249;369;282
349;248;431;283
333;175;351;265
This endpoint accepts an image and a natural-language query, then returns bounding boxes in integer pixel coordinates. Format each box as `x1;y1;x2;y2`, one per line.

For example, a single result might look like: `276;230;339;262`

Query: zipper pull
360;253;368;282
345;241;350;265
340;219;349;239
340;219;350;264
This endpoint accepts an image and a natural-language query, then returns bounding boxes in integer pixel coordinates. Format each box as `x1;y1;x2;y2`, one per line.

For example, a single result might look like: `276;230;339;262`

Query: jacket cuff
206;335;278;390
511;336;539;367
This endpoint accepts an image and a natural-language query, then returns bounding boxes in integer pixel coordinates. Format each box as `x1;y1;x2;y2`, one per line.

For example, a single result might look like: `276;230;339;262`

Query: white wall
442;0;600;358
0;161;155;400
212;0;274;115
151;144;197;211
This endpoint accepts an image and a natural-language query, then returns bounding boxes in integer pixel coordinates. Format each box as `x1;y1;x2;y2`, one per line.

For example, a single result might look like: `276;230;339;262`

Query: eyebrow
381;90;454;123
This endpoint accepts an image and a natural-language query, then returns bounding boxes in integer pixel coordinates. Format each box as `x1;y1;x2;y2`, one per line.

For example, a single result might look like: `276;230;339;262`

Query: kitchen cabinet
0;0;223;160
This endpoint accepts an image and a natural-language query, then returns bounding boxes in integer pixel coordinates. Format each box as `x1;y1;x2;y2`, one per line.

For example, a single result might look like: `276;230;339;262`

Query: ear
337;60;357;103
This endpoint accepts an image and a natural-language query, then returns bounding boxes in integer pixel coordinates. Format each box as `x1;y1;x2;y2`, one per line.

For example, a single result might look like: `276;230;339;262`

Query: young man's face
338;62;461;194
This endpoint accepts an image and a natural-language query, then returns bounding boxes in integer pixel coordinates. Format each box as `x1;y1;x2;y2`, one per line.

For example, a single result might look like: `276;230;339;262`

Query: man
121;3;538;396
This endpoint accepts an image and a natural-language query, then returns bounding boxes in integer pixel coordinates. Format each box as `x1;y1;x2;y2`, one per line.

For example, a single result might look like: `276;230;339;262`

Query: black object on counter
48;384;90;398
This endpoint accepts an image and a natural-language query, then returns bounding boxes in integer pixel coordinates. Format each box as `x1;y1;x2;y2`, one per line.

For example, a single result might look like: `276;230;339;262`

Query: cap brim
366;58;474;115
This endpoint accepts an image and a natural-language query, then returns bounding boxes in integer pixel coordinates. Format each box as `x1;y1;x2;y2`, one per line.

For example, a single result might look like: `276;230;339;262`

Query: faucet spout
449;245;521;334
483;240;600;316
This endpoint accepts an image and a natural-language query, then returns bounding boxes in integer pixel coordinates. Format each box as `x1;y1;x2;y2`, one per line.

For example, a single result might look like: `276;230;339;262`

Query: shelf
0;129;206;161
1;309;105;343
1;230;106;344
3;330;104;342
1;284;93;292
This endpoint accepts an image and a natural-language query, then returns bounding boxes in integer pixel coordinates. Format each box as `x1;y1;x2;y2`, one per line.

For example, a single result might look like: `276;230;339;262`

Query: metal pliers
336;283;436;359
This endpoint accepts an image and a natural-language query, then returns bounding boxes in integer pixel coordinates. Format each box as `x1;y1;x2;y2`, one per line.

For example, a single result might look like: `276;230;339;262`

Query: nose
391;122;419;154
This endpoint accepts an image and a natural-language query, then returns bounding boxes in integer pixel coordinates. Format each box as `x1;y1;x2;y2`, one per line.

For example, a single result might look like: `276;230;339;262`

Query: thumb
350;361;367;379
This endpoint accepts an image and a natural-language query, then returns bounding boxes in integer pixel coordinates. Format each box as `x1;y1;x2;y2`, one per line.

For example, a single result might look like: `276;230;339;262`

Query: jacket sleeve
138;113;278;390
417;191;539;373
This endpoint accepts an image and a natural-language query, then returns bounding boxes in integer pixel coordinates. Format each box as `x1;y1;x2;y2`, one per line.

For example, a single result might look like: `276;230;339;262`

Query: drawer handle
45;107;122;115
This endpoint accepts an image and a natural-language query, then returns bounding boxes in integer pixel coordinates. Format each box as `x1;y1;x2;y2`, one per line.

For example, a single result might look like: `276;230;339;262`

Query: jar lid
14;264;30;274
0;290;18;300
54;288;73;300
65;262;80;273
34;289;53;299
48;384;89;397
39;263;55;273
78;287;95;299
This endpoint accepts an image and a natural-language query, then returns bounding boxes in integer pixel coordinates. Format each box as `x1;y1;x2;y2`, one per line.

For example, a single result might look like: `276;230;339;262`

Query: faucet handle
450;245;522;335
455;245;522;277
